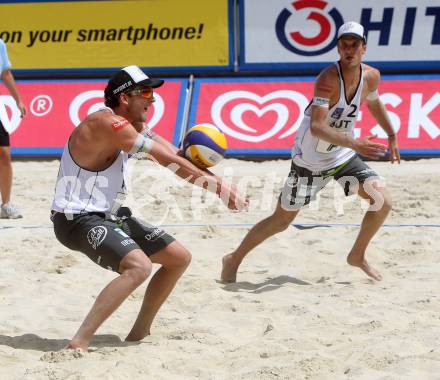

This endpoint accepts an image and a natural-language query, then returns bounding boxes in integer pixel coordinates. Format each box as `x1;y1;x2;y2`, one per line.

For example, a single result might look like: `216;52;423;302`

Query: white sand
0;157;439;379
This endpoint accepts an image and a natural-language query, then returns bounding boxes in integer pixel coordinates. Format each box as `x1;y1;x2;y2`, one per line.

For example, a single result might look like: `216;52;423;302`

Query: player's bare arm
149;130;179;155
364;66;400;163
132;122;178;155
107;114;222;187
148;142;248;210
106;115;247;210
1;69;26;117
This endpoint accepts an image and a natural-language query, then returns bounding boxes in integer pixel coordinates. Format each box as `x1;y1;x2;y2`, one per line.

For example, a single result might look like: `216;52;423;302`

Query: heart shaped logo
211;90;308;142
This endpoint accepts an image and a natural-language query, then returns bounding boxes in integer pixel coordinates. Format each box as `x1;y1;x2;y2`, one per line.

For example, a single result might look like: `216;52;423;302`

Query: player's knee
271;215;292;233
382;195;392;213
122;258;152;285
376;188;392;213
173;247;192;269
271;203;297;233
131;262;152;284
0;148;11;163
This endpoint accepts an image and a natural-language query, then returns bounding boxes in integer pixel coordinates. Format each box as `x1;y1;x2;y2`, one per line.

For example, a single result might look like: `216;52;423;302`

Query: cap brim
338;33;364;41
137;78;164;89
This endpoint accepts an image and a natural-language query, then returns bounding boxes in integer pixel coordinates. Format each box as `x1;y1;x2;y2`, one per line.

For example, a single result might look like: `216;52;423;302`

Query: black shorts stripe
0;120;10;147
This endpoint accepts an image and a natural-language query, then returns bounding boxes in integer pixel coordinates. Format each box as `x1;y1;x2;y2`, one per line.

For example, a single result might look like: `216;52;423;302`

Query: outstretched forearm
154;133;179;154
146;138;247;210
310;120;355;149
137;123;179;155
150;143;224;195
367;99;395;136
310;114;388;160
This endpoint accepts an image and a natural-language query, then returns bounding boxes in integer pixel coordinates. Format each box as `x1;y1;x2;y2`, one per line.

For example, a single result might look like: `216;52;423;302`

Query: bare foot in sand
125;329;150;342
65;340;89;351
221;253;241;283
347;255;382;281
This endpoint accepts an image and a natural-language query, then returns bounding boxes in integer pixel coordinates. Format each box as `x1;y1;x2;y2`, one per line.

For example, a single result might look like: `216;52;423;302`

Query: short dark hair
104;86;119;109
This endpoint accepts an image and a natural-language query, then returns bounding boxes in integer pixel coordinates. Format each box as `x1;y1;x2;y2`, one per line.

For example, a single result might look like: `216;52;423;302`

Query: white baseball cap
106;65;164;97
337;21;366;42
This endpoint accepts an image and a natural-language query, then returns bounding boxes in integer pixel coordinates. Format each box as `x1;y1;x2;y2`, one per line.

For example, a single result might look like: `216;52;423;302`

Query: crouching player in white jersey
51;65;248;351
222;22;400;283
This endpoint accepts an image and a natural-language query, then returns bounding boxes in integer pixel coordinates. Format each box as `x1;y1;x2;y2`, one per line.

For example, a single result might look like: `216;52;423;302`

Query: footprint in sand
45;254;79;274
40;348;94;362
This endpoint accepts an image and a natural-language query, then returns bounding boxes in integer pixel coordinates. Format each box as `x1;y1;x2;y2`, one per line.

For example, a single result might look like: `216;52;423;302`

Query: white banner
241;0;440;70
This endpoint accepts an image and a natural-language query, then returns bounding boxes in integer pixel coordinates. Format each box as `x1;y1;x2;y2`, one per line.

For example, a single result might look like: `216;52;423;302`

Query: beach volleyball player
221;22;400;283
50;65;248;351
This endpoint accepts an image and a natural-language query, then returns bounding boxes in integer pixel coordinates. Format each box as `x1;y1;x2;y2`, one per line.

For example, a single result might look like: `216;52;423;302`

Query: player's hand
218;182;249;211
17;101;26;118
352;135;388;160
387;134;400;164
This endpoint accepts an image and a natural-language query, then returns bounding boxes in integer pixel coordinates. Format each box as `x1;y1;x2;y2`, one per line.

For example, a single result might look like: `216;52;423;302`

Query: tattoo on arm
111;118;130;132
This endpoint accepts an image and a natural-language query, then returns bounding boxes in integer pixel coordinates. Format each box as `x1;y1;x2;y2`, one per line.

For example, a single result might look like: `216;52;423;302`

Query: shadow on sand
0;333;139;352
219;275;312;294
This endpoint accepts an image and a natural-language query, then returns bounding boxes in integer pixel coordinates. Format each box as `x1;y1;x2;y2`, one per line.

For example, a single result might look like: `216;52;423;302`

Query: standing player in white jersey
221;21;400;283
0;38;26;218
51;65;248;351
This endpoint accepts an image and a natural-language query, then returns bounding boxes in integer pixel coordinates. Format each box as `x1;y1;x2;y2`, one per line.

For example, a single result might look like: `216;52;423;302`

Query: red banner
0;79;187;155
190;77;440;155
1;76;439;156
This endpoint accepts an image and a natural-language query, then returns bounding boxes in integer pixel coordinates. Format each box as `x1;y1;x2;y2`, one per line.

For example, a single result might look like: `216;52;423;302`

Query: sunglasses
127;88;154;100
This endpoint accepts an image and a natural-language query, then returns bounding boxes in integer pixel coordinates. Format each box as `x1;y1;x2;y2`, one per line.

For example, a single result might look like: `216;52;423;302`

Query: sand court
0;158;439;379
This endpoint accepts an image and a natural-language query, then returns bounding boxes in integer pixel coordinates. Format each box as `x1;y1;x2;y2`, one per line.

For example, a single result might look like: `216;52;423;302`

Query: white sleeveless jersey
51;141;128;215
292;62;363;172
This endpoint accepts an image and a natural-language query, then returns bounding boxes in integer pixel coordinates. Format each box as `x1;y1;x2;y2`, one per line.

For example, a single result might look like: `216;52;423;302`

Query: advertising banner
188;76;440;157
0;78;188;156
240;0;440;72
0;0;232;73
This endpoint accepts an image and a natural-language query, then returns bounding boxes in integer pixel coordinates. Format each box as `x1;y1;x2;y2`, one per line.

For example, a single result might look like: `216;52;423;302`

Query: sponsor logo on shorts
355;168;377;178
287;193;310;206
286;172;299;188
145;228;164;241
87;226;108;249
121;238;135;247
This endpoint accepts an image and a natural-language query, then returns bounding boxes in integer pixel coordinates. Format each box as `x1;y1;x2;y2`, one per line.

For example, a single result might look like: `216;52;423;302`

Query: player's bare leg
125;241;191;341
67;250;152;351
221;202;299;283
347;182;392;281
0;147;12;204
